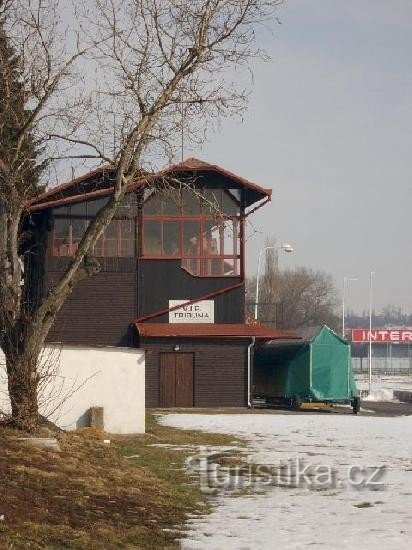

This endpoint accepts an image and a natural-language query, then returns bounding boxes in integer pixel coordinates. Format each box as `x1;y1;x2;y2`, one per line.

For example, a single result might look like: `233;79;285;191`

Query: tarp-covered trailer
253;325;360;413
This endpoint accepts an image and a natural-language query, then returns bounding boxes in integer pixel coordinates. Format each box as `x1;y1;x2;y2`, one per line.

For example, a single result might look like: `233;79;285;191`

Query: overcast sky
190;0;411;315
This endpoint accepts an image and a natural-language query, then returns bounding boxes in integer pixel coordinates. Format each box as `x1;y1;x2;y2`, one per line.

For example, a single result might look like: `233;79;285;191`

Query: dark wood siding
23;211;49;314
144;338;248;407
138;259;244;323
46;270;137;346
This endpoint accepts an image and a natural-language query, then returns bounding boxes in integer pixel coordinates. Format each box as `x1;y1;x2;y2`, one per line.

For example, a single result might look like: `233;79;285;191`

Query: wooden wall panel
46;271;137;346
143;338;248;408
138;259;244;323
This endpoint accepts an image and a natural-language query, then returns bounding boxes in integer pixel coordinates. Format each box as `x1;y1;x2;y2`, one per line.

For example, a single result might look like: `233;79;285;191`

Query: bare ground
0;412;240;549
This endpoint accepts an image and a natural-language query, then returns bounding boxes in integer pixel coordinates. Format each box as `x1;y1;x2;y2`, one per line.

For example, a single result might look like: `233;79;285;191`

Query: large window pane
120;219;135;238
163;189;181;215
72;219;87;240
163;221;180;256
222;191;239;216
105;220;118;238
202;221;220;255
117;193;138;218
223;258;238;276
202;189;220;216
183;221;200;255
144;221;161;255
53;218;70;256
87;197;109;216
70;201;87;216
223;220;236;256
93;234;104;256
144;193;162;215
54;218;70;238
119;220;135;257
182;189;200;215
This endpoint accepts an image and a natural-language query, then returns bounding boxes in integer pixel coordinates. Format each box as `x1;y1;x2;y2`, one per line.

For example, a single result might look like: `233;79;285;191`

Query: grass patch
0;411;241;549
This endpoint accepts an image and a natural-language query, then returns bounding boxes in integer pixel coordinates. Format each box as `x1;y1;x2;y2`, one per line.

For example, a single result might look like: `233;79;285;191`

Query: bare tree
0;0;282;430
277;267;340;330
248;237;339;330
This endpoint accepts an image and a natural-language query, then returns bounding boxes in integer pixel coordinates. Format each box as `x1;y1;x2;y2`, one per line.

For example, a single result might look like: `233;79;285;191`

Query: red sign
352;329;412;344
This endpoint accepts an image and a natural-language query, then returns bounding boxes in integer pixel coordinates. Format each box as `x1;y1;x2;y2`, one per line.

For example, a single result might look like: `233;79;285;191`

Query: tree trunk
6;352;39;431
3;323;42;432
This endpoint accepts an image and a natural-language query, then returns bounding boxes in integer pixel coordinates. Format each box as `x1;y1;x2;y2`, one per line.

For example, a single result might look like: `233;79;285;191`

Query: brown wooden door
159;353;194;407
160;353;176;407
175;354;194;407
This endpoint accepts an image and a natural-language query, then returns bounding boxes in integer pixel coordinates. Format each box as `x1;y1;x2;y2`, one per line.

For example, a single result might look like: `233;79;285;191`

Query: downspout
309;343;313;399
247;337;256;408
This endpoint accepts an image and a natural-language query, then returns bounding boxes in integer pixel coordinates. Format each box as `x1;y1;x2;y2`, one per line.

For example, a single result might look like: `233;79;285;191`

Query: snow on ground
355;375;412;401
356;375;412;392
160;413;412;549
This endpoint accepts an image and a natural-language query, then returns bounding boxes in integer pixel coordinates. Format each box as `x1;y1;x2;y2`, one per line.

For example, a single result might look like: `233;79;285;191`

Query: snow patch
161;413;412;549
363;388;398;402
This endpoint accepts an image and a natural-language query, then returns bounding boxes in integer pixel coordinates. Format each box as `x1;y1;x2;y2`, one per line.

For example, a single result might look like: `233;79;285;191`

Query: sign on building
169;300;214;324
352;329;412;344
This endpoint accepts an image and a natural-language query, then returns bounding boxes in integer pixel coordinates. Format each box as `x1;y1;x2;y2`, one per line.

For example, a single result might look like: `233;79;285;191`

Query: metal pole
368;271;375;393
254;248;265;321
342;277;357;339
342;277;346;338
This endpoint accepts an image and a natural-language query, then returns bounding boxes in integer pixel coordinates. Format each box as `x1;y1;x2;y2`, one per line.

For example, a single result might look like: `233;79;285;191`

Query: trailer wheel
291;394;302;411
352;397;361;415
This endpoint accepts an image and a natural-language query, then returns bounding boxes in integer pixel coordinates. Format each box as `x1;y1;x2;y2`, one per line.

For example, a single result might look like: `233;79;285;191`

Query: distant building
350;328;412;375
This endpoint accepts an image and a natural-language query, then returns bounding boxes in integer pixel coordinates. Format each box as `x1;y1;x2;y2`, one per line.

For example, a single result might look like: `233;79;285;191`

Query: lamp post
342;277;357;339
368;271;375;393
254;243;294;321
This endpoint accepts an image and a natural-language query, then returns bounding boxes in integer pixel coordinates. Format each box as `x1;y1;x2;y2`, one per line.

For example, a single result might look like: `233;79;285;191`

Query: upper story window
142;188;241;277
52;195;137;258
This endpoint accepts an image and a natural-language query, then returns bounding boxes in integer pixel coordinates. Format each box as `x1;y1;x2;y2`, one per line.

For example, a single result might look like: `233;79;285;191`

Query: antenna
181;98;184;162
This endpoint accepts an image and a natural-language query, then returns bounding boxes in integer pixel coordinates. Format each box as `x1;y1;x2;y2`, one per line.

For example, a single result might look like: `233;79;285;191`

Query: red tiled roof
135;323;299;341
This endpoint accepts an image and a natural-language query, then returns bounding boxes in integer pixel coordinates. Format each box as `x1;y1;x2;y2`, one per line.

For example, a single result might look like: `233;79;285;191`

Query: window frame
51;196;138;258
142;188;241;278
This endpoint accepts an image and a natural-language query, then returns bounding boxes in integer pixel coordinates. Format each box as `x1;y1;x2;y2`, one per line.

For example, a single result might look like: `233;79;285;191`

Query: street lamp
368;271;375;393
342;277;357;338
254;243;294;321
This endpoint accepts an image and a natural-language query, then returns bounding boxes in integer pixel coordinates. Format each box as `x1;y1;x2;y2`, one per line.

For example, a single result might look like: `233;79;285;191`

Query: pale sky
191;0;412;315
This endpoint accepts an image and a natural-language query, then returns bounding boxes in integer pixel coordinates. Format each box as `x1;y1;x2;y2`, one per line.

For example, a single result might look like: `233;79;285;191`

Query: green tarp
254;325;358;402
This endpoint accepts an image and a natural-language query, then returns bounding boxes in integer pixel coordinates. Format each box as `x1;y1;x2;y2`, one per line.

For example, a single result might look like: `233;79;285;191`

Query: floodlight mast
342;277;358;338
368;271;375;394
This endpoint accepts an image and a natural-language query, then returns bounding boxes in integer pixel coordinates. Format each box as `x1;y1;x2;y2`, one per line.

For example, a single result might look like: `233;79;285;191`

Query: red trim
136;322;299;341
27;165;115;206
29;187;115;211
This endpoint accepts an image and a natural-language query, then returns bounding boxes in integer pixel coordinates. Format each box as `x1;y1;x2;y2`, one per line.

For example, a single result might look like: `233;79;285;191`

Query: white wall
0;346;145;434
